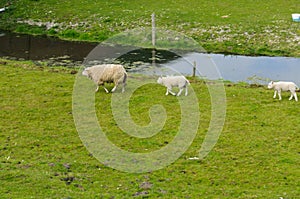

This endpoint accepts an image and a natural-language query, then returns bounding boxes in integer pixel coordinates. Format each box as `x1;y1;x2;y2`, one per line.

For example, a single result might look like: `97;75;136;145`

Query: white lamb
157;76;190;96
267;81;299;101
82;64;127;93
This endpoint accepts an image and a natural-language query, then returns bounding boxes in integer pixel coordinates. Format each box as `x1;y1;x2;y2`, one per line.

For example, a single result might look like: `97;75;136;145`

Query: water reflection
161;53;300;85
0;30;97;61
110;48;300;85
1;30;299;84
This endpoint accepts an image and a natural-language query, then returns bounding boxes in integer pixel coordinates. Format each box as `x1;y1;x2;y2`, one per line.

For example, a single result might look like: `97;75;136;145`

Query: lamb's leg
167;87;176;96
95;85;99;92
289;92;294;101
290;91;298;101
185;87;188;96
273;90;277;98
165;88;169;95
177;88;183;96
278;90;282;100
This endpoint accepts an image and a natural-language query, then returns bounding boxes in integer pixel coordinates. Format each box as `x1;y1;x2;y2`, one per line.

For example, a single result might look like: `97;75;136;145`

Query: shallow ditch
1;30;300;85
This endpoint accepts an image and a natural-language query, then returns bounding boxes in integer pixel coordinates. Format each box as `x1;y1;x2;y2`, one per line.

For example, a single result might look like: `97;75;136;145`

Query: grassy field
0;59;299;198
0;0;299;57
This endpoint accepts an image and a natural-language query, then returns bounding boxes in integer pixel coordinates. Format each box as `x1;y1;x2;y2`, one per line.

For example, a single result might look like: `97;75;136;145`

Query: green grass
0;59;299;198
0;0;299;56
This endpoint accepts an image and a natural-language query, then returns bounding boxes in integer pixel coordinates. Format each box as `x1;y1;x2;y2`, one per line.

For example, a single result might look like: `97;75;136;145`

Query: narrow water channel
0;30;97;61
1;30;299;85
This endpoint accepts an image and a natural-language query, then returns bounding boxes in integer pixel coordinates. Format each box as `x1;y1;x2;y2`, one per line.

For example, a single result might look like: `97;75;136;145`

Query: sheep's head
82;68;89;77
267;81;274;89
157;77;163;84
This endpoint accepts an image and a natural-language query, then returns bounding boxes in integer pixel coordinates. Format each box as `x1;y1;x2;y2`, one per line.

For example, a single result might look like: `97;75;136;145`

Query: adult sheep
267;81;299;101
157;75;190;96
82;64;127;93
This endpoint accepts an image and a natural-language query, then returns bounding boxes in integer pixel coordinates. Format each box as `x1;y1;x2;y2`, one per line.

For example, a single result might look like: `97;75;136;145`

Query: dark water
0;30;97;61
1;30;300;85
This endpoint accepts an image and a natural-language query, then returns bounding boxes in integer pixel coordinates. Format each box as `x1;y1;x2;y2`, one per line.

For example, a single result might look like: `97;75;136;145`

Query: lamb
157;75;190;96
82;64;127;93
267;81;299;101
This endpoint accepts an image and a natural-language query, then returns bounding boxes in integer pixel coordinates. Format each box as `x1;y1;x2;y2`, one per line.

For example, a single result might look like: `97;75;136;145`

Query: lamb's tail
295;84;299;91
187;79;191;85
184;76;190;85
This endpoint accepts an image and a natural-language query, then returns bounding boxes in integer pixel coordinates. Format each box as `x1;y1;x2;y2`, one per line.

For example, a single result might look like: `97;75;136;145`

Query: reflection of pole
152;48;156;67
193;61;196;77
151;13;155;47
28;35;31;60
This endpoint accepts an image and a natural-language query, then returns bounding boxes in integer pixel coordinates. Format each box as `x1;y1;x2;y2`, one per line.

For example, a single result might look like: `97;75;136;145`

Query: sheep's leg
273;90;277;98
121;82;126;93
121;77;127;93
278;90;282;100
122;74;127;93
97;81;109;93
167;87;176;96
290;91;298;101
177;88;183;96
103;86;109;93
185;87;188;96
111;81;119;93
95;85;99;92
289;92;294;101
111;85;117;93
111;86;117;92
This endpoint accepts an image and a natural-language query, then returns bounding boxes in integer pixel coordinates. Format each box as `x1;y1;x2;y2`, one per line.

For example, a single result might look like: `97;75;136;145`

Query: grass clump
0;59;299;198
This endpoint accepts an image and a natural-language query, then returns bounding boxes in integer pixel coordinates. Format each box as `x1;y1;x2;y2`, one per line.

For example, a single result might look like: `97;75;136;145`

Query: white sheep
157;75;190;96
82;64;127;93
267;81;299;101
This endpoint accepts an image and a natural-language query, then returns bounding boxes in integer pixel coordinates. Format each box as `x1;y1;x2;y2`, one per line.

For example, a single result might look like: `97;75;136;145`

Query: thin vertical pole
151;13;156;47
151;13;156;67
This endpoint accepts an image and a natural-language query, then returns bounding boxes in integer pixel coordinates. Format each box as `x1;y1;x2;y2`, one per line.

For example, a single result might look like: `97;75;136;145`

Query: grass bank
0;59;299;198
0;0;299;57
